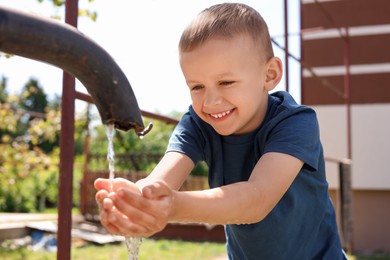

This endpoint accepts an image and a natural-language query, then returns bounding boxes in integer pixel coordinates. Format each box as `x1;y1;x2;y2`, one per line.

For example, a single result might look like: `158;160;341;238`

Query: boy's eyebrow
186;71;236;83
186;73;234;83
185;79;202;85
215;72;236;79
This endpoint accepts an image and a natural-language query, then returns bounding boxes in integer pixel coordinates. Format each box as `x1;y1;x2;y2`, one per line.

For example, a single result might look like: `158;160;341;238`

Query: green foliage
192;161;209;177
0;75;200;213
88;116;176;173
18;78;48;114
37;0;98;21
74;105;93;156
0;73;207;214
0;140;60;212
0;76;7;103
0;92;60;212
87;113;209;177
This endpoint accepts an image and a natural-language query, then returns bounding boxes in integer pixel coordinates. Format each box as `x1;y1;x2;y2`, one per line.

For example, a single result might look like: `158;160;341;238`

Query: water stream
106;124;115;191
105;124;143;260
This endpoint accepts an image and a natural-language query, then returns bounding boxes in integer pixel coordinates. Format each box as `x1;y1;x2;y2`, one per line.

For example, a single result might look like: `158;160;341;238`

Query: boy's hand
94;178;142;234
94;178;141;210
107;181;174;237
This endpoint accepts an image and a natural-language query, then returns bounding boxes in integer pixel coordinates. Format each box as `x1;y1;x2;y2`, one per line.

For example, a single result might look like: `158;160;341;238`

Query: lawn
1;238;390;260
0;238;227;260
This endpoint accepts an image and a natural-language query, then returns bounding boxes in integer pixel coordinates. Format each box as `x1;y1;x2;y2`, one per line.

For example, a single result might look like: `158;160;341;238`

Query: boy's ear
264;57;283;91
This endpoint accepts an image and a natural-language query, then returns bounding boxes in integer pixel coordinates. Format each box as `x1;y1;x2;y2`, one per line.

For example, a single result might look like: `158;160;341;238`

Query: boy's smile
209;108;234;120
180;34;280;136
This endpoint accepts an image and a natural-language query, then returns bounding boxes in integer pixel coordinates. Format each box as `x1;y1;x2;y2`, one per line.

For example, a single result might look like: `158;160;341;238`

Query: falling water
106;124;115;191
125;236;143;260
105;124;143;260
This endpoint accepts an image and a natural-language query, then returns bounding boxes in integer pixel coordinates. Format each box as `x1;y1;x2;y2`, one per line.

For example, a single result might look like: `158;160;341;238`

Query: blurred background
0;0;389;259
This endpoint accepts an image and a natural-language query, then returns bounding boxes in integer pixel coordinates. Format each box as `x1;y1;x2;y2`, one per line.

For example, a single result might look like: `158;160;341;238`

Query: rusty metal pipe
0;5;145;134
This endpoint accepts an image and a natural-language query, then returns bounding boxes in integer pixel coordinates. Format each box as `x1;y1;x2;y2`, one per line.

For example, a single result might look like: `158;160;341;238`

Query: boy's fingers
94;178;141;194
111;189;164;231
100;209;130;235
107;211;149;237
106;223;120;234
110;189;153;216
94;178;109;191
95;189;109;208
112;178;138;191
102;197;114;210
100;210;117;233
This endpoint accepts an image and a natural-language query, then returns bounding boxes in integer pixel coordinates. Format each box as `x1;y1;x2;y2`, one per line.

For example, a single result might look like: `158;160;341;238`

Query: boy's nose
203;89;222;107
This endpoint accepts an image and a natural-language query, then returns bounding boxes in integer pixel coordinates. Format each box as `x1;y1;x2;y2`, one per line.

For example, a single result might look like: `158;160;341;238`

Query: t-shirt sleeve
166;111;205;165
263;107;322;171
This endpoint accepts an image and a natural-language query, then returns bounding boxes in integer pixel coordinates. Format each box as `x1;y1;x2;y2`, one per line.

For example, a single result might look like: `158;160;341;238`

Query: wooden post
339;160;353;253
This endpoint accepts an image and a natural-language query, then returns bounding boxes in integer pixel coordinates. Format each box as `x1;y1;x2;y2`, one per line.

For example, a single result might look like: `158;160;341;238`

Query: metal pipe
58;71;76;260
56;1;78;259
76;91;178;125
0;4;145;134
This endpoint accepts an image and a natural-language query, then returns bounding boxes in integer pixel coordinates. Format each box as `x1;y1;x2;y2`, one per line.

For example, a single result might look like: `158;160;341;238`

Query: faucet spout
0;5;145;135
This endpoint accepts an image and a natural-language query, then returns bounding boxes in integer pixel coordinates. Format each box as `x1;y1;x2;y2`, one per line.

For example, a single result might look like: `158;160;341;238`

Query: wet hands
94;178;173;237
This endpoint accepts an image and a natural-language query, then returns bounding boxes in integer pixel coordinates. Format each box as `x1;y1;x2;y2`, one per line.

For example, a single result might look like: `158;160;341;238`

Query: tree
38;0;98;21
15;78;63;153
0;93;60;212
18;78;48;115
0;76;8;103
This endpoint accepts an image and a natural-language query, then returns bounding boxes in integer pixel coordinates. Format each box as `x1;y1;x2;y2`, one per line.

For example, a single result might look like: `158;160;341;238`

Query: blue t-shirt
167;91;345;259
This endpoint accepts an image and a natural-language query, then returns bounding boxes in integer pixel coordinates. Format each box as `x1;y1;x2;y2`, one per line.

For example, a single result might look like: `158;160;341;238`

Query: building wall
315;104;390;190
329;189;390;254
301;0;390;254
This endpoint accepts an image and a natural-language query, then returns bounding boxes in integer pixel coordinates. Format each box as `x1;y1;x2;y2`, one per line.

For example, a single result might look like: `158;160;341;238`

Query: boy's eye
220;81;234;86
191;84;204;91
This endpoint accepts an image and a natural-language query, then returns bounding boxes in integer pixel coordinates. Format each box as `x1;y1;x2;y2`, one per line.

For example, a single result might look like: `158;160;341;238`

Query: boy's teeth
211;110;231;118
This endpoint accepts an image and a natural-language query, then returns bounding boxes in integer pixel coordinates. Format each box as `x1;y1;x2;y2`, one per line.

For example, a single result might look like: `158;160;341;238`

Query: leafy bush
0;106;60;212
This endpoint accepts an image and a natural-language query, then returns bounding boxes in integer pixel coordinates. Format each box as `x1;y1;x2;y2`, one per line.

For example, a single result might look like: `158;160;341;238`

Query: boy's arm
136;151;195;191
104;151;303;236
169;152;303;224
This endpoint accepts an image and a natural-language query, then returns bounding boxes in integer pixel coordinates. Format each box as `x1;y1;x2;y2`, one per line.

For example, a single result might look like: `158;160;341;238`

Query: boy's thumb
142;181;167;199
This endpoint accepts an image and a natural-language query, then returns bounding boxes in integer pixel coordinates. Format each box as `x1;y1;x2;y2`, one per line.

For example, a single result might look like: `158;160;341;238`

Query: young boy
95;3;346;259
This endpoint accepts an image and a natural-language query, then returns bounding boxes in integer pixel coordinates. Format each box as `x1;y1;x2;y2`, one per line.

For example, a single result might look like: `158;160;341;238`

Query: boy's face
180;34;275;135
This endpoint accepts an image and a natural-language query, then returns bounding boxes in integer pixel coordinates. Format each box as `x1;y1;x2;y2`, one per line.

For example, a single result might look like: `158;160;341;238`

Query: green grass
1;238;390;260
41;207;80;215
0;239;227;260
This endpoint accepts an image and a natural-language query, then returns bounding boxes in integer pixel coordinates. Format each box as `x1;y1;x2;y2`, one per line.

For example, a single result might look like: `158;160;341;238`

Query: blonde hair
179;3;274;60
